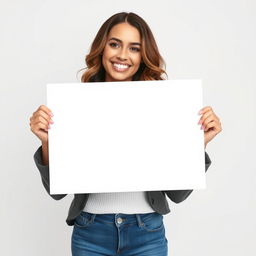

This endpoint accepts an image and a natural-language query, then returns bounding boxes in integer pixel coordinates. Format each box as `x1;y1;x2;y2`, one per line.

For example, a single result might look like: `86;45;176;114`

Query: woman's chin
107;73;132;82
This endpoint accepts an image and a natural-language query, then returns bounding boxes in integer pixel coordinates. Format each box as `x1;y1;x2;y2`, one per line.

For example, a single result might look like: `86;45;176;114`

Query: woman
30;12;222;256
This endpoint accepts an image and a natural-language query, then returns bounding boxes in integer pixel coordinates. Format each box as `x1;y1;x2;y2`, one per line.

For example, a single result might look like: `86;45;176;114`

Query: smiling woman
30;11;222;256
80;12;167;82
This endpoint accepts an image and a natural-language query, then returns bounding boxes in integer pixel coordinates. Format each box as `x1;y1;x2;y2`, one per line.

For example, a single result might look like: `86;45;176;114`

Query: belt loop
135;214;144;227
90;213;96;222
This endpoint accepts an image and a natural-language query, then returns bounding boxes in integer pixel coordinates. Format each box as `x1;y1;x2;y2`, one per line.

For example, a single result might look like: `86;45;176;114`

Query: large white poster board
47;80;206;194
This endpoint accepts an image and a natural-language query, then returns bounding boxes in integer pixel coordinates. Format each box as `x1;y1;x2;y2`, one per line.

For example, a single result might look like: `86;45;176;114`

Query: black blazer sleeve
163;151;212;203
33;145;67;200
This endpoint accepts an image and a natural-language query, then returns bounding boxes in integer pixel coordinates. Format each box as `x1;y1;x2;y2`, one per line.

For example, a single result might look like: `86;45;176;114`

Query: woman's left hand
198;106;222;149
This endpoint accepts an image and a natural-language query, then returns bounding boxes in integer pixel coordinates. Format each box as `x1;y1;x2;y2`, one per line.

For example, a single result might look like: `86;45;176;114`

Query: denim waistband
80;211;160;227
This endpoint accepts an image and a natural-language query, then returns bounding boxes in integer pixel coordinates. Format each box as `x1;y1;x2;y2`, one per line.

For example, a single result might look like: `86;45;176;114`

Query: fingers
33;105;53;122
30;105;54;132
204;120;216;132
198;106;212;115
198;111;212;125
35;110;53;125
198;106;222;132
34;121;49;132
37;105;53;117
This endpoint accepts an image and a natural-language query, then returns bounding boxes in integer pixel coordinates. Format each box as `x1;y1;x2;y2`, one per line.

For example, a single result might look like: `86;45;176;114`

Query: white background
1;0;255;255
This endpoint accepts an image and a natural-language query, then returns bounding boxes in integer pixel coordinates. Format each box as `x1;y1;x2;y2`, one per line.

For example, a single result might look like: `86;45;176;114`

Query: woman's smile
111;61;132;72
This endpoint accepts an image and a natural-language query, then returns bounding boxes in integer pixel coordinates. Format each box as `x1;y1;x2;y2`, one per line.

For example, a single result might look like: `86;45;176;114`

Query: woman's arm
163;151;212;203
33;145;67;200
165;105;221;203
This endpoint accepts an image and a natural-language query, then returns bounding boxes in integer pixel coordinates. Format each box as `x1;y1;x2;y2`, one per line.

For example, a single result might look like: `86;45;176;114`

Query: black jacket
33;145;212;226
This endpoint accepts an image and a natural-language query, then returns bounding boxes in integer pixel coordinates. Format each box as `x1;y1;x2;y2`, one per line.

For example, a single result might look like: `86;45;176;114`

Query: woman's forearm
42;142;49;165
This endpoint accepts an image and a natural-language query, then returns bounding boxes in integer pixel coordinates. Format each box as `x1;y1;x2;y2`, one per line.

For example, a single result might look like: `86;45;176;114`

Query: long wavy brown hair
79;12;168;82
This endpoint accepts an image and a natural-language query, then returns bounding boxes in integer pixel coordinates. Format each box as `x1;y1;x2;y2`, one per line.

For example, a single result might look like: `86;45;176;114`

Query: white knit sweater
83;191;155;214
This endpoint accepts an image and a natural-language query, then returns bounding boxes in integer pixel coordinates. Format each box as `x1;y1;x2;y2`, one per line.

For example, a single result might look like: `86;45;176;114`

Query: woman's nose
117;48;128;61
117;56;127;61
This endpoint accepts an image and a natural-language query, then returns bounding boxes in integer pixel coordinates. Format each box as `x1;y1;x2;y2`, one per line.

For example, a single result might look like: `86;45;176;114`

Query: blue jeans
71;211;168;256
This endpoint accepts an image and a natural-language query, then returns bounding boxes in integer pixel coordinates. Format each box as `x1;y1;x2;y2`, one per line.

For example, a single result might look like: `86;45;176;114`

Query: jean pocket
74;212;95;228
140;213;164;232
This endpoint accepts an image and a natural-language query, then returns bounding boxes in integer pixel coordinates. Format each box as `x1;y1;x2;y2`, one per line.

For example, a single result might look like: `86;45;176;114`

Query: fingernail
50;112;54;117
48;125;51;129
201;125;205;130
198;110;202;115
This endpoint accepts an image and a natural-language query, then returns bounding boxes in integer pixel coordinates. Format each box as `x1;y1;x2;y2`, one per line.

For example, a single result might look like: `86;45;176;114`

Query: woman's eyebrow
109;37;141;46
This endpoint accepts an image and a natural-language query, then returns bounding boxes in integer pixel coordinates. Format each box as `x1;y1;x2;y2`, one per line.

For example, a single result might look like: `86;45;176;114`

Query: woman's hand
198;106;222;149
29;105;54;144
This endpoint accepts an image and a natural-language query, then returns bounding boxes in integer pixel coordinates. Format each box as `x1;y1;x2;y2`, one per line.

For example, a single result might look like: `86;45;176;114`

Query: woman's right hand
29;105;54;144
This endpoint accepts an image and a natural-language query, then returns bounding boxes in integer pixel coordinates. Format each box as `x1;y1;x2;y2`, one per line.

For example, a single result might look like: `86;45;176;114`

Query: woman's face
102;22;142;82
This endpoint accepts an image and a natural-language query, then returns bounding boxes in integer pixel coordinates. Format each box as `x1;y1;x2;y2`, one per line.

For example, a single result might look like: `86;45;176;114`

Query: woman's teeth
112;62;130;71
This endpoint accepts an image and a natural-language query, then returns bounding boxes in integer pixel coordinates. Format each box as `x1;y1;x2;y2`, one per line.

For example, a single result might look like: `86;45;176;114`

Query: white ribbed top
83;191;155;214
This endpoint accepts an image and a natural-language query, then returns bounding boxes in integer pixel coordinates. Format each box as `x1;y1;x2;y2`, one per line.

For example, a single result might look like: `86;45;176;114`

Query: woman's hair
79;12;167;82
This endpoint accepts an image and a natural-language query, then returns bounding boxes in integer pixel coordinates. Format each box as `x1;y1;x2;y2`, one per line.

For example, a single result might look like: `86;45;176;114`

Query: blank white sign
47;80;206;194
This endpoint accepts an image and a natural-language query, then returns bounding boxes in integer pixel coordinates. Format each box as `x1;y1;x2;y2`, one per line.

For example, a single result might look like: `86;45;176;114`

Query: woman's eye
109;42;119;48
131;47;140;52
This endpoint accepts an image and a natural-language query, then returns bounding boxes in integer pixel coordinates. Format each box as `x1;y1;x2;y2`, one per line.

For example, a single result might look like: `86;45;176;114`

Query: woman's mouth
111;62;131;72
